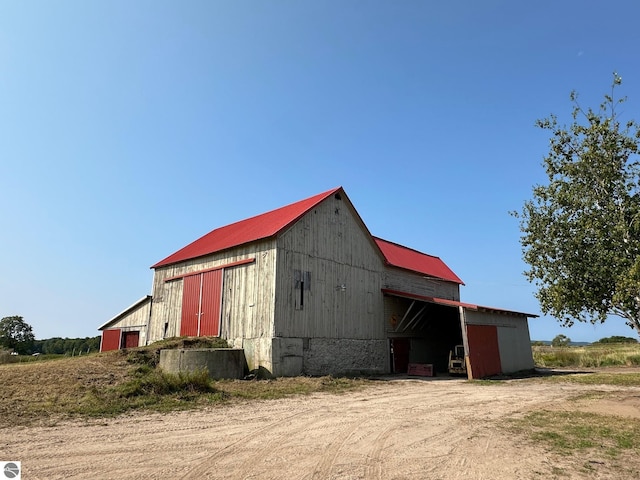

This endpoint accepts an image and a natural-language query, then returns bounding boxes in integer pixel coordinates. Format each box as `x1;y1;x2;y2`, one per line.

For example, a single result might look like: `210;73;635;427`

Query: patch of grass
76;368;230;417
533;343;640;368
215;375;368;400
542;372;640;387
507;410;640;457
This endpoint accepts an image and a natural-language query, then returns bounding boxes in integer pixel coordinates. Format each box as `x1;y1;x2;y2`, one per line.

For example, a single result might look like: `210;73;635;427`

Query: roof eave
98;295;152;331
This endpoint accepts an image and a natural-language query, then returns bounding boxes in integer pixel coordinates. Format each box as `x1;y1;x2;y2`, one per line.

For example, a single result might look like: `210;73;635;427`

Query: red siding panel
466;324;502;379
181;275;201;336
101;329;121;352
200;269;222;336
122;331;140;348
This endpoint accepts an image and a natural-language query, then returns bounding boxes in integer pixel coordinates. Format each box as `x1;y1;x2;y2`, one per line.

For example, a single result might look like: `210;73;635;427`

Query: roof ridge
372;236;443;260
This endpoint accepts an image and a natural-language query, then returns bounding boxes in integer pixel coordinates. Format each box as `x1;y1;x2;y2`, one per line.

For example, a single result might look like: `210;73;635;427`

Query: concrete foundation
159;348;246;379
302;338;389;376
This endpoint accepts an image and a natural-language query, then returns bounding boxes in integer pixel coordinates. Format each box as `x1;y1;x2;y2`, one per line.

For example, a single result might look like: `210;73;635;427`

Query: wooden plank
407;363;434;377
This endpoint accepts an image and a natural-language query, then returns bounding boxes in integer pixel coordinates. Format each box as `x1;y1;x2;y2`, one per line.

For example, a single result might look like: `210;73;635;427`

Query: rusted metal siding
274;193;385;339
100;329;121;352
148;241;277;345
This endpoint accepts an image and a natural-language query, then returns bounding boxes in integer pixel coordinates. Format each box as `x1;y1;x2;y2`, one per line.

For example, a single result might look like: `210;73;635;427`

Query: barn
99;187;536;378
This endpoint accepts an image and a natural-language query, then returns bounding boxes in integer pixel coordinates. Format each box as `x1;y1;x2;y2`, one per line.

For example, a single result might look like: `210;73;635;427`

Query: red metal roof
152;187;342;268
381;289;538;317
374;237;464;285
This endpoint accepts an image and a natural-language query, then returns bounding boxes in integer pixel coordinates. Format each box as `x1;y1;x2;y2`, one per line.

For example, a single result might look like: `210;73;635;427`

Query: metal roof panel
152;187;342;268
374;237;464;285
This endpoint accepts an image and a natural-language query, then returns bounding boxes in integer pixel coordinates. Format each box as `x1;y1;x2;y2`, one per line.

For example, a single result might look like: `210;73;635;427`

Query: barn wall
274;193;385;340
464;310;534;374
148;241;277;349
382;269;460;301
269;193;386;376
497;321;535;373
100;297;151;349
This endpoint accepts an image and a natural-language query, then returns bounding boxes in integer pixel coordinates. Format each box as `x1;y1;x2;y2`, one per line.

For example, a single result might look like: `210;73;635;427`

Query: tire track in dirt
7;378;639;479
363;426;396;480
181;407;319;479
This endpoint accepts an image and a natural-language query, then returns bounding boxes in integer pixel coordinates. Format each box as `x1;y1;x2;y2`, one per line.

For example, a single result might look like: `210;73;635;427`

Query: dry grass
0;347;370;427
0;352;131;425
533;343;640;368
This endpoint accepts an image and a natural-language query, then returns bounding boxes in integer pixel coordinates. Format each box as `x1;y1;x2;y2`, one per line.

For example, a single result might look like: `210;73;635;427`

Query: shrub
117;369;216;398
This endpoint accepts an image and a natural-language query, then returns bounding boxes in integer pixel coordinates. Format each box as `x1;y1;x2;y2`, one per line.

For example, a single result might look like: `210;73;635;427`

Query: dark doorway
391;338;410;373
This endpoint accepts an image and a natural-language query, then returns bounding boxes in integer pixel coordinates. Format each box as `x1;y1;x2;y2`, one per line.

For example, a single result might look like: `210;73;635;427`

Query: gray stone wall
302;338;389;376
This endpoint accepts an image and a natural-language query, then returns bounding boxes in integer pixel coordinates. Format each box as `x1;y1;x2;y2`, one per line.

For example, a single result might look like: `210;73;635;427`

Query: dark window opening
300;280;304;307
294;270;311;310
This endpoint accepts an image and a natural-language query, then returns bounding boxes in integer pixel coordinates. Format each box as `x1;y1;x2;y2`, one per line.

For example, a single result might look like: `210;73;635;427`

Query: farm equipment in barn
448;344;467;376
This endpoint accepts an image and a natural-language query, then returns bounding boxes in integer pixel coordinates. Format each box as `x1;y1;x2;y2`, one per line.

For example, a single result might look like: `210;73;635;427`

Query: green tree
551;334;571;347
514;73;640;336
0;316;36;354
594;335;638;344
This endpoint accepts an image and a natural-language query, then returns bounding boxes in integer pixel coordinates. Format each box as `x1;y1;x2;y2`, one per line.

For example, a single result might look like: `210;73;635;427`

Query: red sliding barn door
101;329;121;352
199;269;223;336
181;274;202;336
180;269;223;337
466;324;502;379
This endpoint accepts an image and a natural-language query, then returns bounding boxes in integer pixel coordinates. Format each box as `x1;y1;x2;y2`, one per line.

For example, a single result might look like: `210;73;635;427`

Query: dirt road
3;376;639;479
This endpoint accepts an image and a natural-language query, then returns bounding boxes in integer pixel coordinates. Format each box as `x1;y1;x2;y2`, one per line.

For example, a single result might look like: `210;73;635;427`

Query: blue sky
1;1;639;342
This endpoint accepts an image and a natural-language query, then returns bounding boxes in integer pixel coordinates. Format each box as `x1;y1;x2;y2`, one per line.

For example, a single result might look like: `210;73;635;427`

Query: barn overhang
382;288;537;379
381;289;538;320
381;288;466;334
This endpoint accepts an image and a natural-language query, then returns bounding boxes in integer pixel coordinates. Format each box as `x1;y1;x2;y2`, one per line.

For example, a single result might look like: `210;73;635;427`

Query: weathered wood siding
108;298;151;331
148;241;277;347
101;297;151;347
274;193;385;340
382;269;460;301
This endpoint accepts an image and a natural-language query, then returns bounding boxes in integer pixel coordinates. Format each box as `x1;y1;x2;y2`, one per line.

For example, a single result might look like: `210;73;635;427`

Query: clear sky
1;1;639;342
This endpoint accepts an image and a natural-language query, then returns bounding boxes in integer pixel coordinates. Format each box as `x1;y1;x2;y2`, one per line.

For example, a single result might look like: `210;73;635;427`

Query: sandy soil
2;375;640;480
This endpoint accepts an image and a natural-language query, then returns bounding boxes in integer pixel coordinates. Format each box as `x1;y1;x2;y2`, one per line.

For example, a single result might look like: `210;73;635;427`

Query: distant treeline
532;335;638;346
593;336;638;344
33;336;101;355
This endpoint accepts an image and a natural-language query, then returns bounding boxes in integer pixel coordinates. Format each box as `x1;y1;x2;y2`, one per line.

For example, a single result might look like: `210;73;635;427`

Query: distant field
532;342;640;368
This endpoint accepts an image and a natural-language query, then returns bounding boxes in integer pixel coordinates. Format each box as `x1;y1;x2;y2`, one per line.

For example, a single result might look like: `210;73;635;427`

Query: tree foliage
32;336;101;355
551;334;571;347
594;335;638;344
514;73;640;335
0;316;36;354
